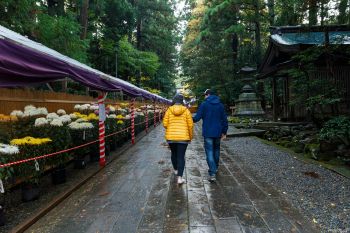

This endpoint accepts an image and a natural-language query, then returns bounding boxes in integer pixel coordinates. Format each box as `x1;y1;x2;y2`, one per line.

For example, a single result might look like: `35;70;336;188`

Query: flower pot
21;183;40;202
0;205;5;226
110;141;117;152
89;151;100;162
51;167;67;185
74;157;86;169
105;144;110;157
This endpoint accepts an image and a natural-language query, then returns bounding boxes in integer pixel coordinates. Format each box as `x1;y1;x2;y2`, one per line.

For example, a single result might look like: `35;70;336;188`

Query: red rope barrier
0;117;153;169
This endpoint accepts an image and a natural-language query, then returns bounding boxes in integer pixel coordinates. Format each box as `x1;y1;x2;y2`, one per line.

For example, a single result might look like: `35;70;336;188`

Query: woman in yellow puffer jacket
163;94;193;184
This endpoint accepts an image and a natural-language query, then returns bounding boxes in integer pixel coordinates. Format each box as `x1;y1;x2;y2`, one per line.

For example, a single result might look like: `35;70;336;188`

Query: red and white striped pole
145;109;149;133
153;100;156;127
131;98;135;144
98;93;107;167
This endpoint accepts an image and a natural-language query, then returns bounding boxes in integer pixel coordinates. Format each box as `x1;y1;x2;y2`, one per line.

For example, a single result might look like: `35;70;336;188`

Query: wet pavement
26;125;318;233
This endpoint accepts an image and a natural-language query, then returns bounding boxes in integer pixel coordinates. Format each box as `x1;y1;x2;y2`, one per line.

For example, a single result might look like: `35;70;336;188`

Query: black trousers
169;143;188;177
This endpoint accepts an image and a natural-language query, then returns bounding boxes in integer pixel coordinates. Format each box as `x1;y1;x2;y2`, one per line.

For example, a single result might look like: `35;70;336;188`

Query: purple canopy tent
0;25;170;103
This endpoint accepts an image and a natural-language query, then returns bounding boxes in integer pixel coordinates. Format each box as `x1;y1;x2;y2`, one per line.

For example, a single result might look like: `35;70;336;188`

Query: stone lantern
234;66;265;117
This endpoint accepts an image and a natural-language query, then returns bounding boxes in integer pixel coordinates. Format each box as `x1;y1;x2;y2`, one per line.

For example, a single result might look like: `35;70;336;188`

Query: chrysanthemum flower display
108;106;116;113
59;115;72;124
116;115;124;119
10;137;52;146
69;113;77;119
117;120;124;125
50;119;63;127
10;110;24;118
108;114;117;119
57;109;66;115
87;113;98;121
0;143;19;182
68;122;94;130
46;112;60;120
0;114;17;122
23;105;48;117
34;117;49;127
10;136;52;185
0;143;19;155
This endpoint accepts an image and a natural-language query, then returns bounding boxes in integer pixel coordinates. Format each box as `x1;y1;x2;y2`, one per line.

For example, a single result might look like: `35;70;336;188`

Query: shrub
319;116;350;146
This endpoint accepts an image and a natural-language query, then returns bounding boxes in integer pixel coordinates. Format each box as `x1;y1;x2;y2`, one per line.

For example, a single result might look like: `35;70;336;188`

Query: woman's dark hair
172;94;184;104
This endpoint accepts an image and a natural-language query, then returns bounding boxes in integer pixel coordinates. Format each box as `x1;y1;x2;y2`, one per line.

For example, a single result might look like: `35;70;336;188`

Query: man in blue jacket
193;89;228;182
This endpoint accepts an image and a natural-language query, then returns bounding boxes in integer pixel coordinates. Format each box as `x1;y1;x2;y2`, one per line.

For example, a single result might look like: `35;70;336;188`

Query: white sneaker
177;176;185;184
174;170;178;175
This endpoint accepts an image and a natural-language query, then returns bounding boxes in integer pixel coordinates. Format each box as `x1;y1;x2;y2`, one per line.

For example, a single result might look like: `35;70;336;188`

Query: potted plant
10;137;52;202
68;120;94;168
33;115;72;184
0;143;18;226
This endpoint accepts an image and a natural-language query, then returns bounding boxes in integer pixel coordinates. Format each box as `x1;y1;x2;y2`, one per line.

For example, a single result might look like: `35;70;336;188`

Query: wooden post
272;77;278;121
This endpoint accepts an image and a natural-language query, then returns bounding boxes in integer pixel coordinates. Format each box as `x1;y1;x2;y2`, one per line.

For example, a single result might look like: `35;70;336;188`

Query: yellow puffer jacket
163;105;193;141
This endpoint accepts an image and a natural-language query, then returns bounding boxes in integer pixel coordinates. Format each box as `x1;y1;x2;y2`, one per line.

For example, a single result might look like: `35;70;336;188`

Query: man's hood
206;95;220;104
169;105;187;116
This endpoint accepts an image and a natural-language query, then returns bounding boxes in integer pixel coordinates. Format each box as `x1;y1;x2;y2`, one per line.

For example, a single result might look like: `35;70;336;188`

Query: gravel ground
223;137;350;233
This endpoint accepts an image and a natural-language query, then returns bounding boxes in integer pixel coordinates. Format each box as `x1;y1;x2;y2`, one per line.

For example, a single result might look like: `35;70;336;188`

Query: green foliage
287;46;345;122
319;116;350;146
118;38;160;78
36;13;88;63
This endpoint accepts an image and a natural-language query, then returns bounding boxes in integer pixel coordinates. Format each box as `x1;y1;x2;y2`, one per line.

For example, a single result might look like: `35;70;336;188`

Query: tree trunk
338;0;348;24
80;0;89;40
308;0;318;26
268;0;275;25
254;0;262;67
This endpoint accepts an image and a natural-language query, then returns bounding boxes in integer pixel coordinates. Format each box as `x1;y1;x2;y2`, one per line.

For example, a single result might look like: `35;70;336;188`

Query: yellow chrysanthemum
120;103;129;107
87;113;98;121
116;115;124;119
10;136;52;146
0;114;17;122
117;120;124;125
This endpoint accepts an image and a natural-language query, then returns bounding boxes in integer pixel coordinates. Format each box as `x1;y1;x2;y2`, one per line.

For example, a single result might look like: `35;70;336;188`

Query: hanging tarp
0;25;170;103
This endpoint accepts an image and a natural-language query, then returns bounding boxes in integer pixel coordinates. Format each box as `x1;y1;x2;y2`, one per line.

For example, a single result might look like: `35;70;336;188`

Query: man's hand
221;134;227;140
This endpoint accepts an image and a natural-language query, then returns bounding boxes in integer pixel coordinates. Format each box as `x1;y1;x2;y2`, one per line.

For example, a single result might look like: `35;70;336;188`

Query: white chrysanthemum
24;108;44;117
89;105;99;111
24;105;36;112
108;114;117;119
147;105;153;109
147;110;154;113
125;115;131;120
136;112;144;116
76;118;88;123
68;122;94;130
109;106;116;112
34;117;49;127
155;110;160;113
69;113;77;119
50;119;63;127
80;104;90;110
0;143;19;155
120;109;127;113
37;107;48;115
47;112;59;120
60;115;71;123
57;109;66;115
10;110;24;117
80;122;94;129
74;104;81;110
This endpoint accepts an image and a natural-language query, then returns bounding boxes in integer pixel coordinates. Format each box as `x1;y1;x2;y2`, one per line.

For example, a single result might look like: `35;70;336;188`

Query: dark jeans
204;137;221;176
169;143;188;177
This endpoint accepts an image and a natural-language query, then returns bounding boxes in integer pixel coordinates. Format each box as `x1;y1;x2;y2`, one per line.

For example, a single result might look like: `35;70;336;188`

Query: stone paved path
26;125;318;233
